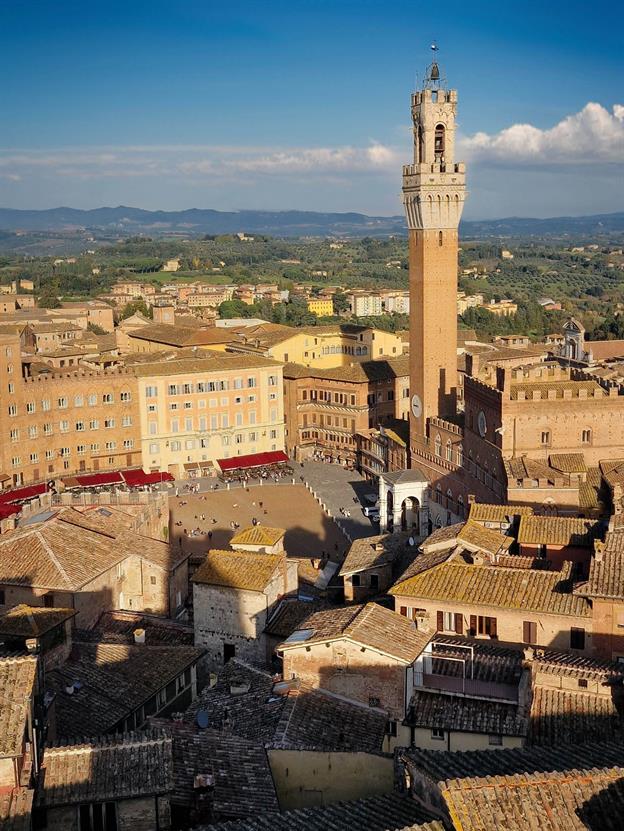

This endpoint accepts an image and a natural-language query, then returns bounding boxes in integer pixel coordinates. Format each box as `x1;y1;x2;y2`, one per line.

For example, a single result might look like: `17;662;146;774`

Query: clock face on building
477;410;487;437
411;394;422;419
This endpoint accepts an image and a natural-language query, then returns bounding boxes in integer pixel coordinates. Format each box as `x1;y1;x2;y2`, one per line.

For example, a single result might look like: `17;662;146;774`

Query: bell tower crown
402;52;466;232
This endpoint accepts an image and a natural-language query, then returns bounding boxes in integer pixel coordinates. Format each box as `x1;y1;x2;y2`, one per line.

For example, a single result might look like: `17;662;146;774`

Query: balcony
412;641;521;703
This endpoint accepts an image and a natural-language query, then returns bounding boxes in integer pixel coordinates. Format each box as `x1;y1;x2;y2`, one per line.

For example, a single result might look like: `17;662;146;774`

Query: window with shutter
469;615;477;636
399;606;408;617
454;613;463;635
436;611;444;632
523;621;537;644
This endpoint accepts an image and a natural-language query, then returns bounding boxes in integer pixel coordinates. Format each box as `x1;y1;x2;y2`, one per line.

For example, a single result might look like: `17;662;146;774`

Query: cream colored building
229;322;404;369
133;352;285;478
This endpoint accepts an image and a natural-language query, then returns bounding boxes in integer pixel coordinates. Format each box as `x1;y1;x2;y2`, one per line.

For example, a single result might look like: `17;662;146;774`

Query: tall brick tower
403;53;466;459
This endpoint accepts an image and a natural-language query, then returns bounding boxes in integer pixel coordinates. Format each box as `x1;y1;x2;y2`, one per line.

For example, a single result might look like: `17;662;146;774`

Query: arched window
456;445;464;467
439;231;443;247
417;125;424;163
582;428;592;444
434;434;442;457
436;484;442;503
434;124;445;161
445;439;453;461
458;494;465;517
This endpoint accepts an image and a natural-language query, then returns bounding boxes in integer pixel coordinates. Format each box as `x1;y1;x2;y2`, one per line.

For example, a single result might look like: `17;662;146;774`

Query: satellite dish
408;536;415;547
196;709;209;729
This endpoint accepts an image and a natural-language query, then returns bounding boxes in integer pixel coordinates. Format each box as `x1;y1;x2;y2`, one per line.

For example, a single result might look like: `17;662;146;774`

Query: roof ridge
35;529;74;588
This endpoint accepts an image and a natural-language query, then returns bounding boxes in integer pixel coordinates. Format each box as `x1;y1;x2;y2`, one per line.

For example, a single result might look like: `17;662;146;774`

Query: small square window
431;728;445;741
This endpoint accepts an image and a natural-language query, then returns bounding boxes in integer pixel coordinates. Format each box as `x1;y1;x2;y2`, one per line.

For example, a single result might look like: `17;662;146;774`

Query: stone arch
401;496;420;533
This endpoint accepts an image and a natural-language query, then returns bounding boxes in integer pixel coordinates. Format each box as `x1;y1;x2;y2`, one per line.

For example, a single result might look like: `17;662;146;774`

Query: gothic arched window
434;123;445;161
434;434;442;457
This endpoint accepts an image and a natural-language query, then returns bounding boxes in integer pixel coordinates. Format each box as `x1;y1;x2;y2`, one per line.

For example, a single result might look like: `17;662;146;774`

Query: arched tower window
438;231;443;246
434;434;442;457
445;439;453;461
417;125;424;164
434;123;445;162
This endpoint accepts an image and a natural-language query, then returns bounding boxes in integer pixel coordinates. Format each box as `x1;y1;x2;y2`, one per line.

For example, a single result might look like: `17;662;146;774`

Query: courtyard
169;483;350;586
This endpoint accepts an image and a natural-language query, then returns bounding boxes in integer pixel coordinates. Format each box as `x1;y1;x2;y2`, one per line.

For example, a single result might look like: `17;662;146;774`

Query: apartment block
133;352;285;478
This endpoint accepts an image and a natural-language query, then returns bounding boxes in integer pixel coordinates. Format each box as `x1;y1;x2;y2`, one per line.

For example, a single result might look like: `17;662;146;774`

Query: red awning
74;472;124;488
122;469;174;487
0;503;22;518
0;483;48;505
217;450;289;472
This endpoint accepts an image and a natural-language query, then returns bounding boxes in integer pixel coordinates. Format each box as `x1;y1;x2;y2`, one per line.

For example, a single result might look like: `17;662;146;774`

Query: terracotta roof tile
165;722;279;819
0;655;37;757
340;533;408;575
407;689;526;736
229;526;285;547
280;602;432;663
517;515;601;546
38;730;172;806
0;787;33;831
468;503;534;522
197;793;441;831
528;686;624;746
549;453;587;473
46;641;204;739
584;529;624;599
457;521;513;554
402;740;624;784
271;686;387;753
192;550;283;592
390;561;591;618
440;766;624;831
0;604;76;638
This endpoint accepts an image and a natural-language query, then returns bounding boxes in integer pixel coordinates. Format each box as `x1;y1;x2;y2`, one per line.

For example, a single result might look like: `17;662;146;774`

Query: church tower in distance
402;54;466;460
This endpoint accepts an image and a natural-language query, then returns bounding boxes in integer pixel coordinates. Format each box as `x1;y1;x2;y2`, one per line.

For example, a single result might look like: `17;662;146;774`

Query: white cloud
460;102;624;165
0;142;400;182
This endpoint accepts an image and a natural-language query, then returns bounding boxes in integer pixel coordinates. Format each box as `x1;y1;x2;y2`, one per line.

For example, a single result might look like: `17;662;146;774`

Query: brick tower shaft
402;66;466;455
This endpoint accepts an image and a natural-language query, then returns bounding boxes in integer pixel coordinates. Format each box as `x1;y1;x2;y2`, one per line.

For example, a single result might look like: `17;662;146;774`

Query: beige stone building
278;603;432;720
193;540;298;668
283;356;409;464
0;502;188;626
131;351;284;478
0;333;142;486
228;322;404;368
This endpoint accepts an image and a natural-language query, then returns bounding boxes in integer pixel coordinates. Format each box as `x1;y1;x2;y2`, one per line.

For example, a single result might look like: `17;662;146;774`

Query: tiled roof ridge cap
225;657;275;678
44;728;170;754
444;764;624;791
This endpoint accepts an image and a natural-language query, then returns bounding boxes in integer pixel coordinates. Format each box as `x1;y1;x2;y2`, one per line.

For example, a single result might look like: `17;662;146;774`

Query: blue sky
1;0;622;218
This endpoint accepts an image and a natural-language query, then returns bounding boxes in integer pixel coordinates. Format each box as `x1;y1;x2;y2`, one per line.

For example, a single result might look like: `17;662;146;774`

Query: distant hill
0;206;623;238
